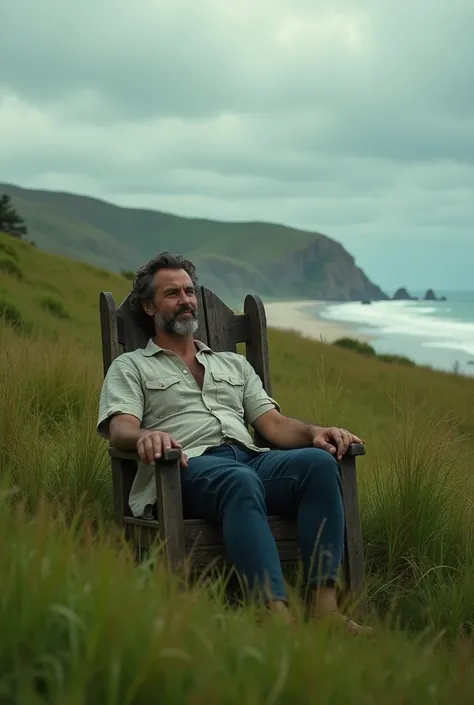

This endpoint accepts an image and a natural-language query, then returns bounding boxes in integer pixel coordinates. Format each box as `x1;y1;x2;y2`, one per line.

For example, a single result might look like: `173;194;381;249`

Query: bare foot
321;610;374;636
312;586;373;636
268;599;294;626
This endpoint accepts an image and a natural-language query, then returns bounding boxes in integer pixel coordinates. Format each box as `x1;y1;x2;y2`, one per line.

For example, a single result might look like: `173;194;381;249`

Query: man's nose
177;289;191;305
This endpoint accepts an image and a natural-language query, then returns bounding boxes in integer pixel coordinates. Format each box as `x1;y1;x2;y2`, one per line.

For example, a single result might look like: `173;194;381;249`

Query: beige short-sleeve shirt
97;338;280;517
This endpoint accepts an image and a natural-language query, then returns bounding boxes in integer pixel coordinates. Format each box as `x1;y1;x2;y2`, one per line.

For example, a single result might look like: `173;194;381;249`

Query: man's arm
253;408;319;448
109;413;144;451
253;409;363;461
241;358;363;460
97;358;145;439
109;414;187;466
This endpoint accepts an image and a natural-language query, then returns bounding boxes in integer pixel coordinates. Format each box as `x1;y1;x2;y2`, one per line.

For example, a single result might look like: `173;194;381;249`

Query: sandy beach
262;300;371;344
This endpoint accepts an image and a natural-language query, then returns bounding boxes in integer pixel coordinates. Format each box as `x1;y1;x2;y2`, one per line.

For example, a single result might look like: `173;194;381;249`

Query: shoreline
262;299;372;344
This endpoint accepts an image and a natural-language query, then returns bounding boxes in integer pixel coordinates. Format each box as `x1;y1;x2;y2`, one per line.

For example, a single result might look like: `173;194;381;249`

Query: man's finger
161;434;172;452
330;428;345;460
150;436;165;464
315;436;337;455
143;435;159;465
180;452;189;468
340;429;351;456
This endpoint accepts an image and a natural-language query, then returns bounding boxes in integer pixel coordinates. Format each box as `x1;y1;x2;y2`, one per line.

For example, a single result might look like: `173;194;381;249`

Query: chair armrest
300;442;366;457
109;447;182;462
346;443;366;457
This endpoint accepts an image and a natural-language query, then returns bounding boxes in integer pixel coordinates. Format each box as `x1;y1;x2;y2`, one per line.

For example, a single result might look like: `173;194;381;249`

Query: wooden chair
99;285;366;607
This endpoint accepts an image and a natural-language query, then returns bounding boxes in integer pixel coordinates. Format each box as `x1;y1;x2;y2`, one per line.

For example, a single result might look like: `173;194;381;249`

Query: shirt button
183;370;189;375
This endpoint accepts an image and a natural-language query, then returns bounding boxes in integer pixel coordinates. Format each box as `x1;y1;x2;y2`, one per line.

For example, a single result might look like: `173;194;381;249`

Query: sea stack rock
423;289;448;301
392;287;415;300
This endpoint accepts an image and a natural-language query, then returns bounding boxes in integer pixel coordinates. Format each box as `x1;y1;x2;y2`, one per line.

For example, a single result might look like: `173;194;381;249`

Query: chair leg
155;455;186;573
340;454;366;616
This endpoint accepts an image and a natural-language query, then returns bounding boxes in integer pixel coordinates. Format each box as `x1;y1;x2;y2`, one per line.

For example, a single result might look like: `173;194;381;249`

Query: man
97;252;369;634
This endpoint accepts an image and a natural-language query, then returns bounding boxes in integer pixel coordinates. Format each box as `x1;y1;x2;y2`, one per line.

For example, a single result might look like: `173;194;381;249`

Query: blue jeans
181;443;344;602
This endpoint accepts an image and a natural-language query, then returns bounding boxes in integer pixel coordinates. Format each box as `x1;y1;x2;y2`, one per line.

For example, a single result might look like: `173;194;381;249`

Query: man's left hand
311;426;363;461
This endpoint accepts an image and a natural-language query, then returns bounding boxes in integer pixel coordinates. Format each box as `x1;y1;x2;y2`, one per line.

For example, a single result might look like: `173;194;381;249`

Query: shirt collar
140;338;213;357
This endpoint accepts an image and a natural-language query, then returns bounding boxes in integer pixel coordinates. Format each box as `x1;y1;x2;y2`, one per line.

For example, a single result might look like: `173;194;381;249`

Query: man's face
147;268;199;337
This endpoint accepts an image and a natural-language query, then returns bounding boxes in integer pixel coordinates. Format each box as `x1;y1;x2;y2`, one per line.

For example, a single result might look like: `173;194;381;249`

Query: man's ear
141;300;155;317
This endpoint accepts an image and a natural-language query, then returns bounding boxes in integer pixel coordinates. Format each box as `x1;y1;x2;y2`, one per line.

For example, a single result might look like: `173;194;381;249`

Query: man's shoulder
107;348;152;374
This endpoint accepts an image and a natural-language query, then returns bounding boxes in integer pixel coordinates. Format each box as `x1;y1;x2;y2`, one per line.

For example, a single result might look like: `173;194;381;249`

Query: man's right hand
137;430;188;467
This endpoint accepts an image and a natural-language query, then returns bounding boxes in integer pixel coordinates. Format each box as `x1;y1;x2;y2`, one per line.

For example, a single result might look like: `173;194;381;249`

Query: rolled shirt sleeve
241;358;281;425
97;358;145;438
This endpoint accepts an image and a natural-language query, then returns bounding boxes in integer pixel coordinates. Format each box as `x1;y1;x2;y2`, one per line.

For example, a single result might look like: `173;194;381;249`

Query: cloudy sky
1;0;473;293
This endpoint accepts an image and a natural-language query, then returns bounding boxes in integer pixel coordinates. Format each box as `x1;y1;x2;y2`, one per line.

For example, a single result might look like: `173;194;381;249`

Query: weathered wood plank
244;294;272;395
109;448;181;463
195;286;209;345
124;521;300;566
124;515;298;545
244;294;275;448
202;287;241;351
99;292;120;376
340;453;366;612
111;457;136;522
116;292;151;351
187;540;300;568
347;443;366;457
155;455;186;572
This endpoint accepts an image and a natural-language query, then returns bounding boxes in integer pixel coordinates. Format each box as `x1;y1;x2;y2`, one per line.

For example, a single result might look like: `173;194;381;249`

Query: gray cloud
1;0;473;290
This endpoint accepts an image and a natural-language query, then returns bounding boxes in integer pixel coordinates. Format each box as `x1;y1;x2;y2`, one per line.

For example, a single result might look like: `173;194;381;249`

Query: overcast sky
1;0;473;292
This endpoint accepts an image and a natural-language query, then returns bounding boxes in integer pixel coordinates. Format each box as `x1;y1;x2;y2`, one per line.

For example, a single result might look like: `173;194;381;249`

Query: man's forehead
155;268;194;290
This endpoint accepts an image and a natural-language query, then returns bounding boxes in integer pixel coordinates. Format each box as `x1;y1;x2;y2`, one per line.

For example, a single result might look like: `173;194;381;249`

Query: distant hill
0;182;388;305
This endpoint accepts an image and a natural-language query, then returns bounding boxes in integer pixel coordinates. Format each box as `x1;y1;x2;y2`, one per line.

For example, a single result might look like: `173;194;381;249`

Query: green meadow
2;231;474;703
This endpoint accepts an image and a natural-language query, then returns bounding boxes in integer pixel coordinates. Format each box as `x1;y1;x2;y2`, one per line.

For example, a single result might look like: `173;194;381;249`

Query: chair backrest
99;285;273;499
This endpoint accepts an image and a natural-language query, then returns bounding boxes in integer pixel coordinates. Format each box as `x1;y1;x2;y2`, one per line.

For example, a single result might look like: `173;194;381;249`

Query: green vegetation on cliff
1;183;388;305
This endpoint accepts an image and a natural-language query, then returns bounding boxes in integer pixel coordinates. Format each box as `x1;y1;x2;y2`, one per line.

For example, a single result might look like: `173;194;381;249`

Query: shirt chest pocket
211;371;244;409
145;375;183;418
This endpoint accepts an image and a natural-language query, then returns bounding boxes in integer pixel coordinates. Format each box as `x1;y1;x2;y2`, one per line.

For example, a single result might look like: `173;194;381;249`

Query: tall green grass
2;493;474;704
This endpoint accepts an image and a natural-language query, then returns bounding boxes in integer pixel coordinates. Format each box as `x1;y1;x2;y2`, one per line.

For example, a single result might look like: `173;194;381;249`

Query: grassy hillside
1;182;388;304
0;232;130;345
2;233;474;702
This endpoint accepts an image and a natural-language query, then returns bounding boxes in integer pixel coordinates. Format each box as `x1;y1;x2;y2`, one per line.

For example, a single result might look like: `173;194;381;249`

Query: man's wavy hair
129;251;198;336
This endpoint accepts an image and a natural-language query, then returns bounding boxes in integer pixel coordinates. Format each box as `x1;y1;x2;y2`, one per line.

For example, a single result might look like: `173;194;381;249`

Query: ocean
317;291;474;377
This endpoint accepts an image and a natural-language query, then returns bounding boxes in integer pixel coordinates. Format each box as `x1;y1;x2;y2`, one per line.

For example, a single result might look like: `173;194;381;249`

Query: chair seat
123;515;300;567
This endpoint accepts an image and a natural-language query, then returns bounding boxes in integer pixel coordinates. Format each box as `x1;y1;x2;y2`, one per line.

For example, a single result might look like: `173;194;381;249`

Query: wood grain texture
99;292;120;376
340;453;366;611
244;294;272;395
243;293;277;449
109;448;182;462
195;286;209;346
124;517;300;566
155;457;186;572
116;292;151;351
111;457;136;522
201;287;251;351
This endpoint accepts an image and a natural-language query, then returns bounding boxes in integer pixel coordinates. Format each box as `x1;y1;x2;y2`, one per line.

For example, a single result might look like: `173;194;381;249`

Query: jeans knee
297;448;341;493
224;466;264;505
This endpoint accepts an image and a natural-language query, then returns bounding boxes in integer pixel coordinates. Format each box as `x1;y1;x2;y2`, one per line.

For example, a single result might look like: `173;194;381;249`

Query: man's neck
154;333;197;359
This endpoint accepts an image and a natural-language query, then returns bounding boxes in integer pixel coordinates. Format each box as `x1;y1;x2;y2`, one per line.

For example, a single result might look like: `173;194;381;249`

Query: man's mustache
175;305;197;317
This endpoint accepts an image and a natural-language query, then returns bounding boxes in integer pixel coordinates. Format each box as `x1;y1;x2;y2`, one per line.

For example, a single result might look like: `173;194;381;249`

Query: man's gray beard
154;312;199;337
